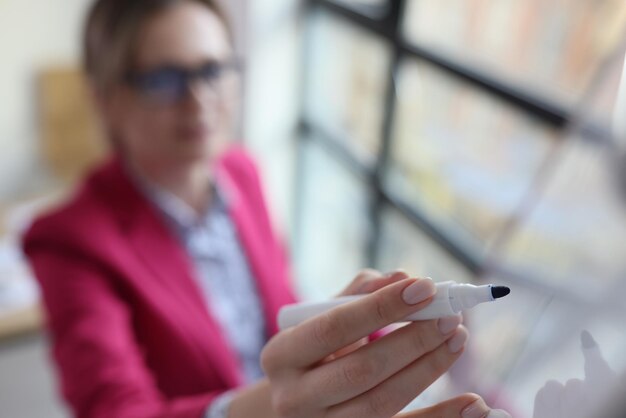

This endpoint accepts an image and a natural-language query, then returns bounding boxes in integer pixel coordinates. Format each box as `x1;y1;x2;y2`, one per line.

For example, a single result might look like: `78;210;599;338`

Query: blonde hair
83;0;232;91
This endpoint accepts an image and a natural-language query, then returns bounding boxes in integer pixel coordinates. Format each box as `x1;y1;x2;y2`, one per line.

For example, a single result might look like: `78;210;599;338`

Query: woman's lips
177;124;213;141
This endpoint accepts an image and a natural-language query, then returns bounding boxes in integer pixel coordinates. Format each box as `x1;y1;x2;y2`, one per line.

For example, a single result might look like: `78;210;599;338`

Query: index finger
263;278;435;370
581;330;617;387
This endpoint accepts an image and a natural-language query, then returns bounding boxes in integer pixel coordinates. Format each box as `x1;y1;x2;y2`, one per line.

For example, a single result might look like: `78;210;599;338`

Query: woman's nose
183;78;221;111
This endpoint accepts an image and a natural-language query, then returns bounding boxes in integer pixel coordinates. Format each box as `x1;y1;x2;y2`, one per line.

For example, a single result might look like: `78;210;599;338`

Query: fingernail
487;409;512;418
401;278;435;305
447;327;468;353
461;398;490;418
437;315;462;335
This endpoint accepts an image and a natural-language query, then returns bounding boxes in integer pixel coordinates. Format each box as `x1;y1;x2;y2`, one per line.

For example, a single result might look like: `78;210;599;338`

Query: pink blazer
22;146;297;418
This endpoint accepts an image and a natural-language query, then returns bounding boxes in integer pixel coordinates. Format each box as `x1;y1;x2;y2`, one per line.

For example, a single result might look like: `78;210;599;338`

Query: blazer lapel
93;157;244;388
215;162;287;338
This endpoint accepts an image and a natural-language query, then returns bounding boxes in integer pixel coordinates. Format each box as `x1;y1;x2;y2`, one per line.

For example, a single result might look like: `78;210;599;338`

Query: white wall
0;0;91;200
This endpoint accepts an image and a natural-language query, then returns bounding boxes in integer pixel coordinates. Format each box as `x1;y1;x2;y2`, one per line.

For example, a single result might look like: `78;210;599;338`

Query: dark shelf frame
295;0;593;298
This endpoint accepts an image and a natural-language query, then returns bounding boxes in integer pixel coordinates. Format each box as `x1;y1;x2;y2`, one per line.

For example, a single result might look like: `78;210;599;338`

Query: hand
533;331;623;418
257;269;507;418
328;269;416;360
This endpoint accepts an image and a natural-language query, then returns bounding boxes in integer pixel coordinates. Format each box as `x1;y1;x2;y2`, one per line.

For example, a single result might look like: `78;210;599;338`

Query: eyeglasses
126;59;240;105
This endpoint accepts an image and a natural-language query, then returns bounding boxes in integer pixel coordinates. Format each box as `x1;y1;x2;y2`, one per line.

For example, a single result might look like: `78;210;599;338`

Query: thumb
399;393;512;418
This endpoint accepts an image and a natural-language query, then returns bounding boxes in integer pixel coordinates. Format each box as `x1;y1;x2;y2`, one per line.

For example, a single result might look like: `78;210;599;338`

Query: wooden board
39;68;108;182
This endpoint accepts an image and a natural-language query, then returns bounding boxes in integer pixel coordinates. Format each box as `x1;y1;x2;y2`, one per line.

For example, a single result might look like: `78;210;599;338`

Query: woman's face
103;1;237;170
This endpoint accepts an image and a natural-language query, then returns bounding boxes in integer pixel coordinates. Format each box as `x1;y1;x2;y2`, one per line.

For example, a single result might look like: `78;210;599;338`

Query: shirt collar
125;163;229;232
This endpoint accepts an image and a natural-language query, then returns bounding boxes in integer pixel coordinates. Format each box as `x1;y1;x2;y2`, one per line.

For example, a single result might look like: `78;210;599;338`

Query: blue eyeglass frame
125;59;240;104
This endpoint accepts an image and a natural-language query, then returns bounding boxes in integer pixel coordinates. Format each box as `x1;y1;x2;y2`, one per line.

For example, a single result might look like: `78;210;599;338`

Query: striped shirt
136;175;268;384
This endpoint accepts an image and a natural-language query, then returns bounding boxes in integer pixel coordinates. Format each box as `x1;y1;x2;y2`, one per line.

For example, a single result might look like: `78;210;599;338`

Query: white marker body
278;281;497;330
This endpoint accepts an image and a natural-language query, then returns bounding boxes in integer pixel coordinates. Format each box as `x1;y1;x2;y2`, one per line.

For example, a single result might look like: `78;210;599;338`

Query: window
296;1;626;415
294;137;371;299
331;0;388;16
375;205;473;284
389;58;558;254
306;10;391;163
403;0;626;105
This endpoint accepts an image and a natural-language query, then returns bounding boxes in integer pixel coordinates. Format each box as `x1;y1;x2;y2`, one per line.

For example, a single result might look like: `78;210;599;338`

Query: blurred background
1;0;626;417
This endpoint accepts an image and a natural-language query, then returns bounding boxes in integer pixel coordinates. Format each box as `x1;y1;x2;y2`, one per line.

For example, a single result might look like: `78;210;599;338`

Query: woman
23;1;510;417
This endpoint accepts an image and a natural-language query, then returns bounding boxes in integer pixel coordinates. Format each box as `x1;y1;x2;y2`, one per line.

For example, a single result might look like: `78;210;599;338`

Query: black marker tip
491;286;510;299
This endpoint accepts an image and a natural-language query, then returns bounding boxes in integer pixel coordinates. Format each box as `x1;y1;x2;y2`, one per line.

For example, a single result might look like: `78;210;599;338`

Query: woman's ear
85;79;125;151
87;80;116;122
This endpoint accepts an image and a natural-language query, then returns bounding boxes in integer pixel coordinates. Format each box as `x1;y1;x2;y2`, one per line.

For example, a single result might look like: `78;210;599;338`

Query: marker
278;281;511;330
